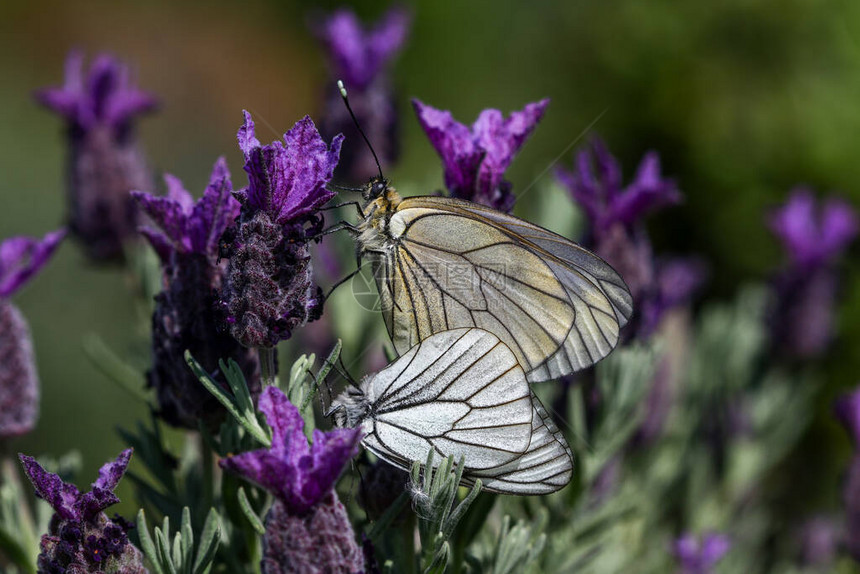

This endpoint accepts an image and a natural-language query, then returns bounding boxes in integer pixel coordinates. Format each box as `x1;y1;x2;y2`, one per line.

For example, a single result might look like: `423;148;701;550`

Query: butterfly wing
465;392;573;494
360;328;534;471
373;196;632;382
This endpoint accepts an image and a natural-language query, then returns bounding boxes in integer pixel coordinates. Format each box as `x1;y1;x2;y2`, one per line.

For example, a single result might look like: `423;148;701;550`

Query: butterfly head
362;176;391;202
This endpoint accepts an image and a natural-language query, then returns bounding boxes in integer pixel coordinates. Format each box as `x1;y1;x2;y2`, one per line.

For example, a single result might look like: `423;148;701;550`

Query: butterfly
327;82;631;382
342;177;632;383
328;327;573;494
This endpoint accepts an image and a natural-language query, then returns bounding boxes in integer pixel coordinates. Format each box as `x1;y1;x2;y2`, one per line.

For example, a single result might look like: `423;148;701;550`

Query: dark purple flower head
261;493;363;574
556;138;681;235
225;113;341;348
314;8;410;181
0;230;66;299
19;449;131;522
836;387;860;446
220;386;361;515
315;7;410;91
768;190;857;359
236;112;342;225
133;160;257;428
0;302;39;439
132;158;239;262
35;51;157;134
37;51;156;262
769;188;858;270
671;532;731;574
413;98;550;212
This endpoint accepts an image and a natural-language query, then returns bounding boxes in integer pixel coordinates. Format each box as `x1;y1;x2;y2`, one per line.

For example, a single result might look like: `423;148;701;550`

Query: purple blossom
225;113;342;348
220;386;361;515
20;449;131;522
314;7;411;181
768;189;857;359
314;7;410;91
132;157;240;262
261;493;364;574
768;188;858;270
671;532;731;574
556;139;681;235
0;230;66;299
0;303;39;439
35;51;157;133
20;449;146;572
133;161;259;428
797;517;838;567
836;387;860;446
0;230;64;440
36;51;157;262
236;112;341;225
639;257;708;338
413;98;550;212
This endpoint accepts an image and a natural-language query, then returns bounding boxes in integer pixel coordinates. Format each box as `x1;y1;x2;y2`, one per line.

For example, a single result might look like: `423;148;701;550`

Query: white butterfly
351;179;633;383
329;327;573;495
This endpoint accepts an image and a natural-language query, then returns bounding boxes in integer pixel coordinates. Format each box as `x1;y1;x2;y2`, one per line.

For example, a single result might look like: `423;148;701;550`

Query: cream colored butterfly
328;328;573;494
331;83;632;383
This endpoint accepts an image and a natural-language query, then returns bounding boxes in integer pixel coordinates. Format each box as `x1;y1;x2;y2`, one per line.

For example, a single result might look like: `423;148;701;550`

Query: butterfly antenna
338;80;385;181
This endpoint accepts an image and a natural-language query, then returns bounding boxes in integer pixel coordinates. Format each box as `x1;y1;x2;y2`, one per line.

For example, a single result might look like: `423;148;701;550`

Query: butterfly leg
310;220;360;240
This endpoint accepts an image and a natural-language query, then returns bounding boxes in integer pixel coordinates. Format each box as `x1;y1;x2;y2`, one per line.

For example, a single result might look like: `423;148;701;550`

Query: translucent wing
370;196;633;382
360;328;534;471
466;393;573;494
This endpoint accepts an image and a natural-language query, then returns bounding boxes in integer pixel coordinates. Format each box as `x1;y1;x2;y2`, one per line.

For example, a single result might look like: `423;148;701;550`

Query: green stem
258;347;277;387
199;432;214;513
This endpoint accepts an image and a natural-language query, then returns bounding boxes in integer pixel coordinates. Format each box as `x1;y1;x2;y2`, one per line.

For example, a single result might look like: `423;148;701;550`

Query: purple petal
836;387;860;445
237;110;261;157
700;534;731;566
130;190;189;253
657;257;708;308
412;99;482;193
315;8;410;89
0;230;66;299
92;448;132;491
820;197;859;257
472;98;549;198
35;51;157;131
221;387;360;514
258;386;307;456
302;427;362;508
187;158;239;255
76;487;122;521
138;227;174;262
611;151;681;225
591;138;623;200
18;454;81;520
275;116;341;223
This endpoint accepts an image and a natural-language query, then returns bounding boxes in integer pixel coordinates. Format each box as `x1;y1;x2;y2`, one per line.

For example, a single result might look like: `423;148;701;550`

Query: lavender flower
671;532;730;574
223;112;342;349
220;386;362;573
36;51;157;262
413;98;550;212
132;159;260;428
0;230;65;440
768;188;858;359
556;138;681;304
797;517;838;567
638;257;708;339
315;7;410;180
837;387;860;561
19;449;147;573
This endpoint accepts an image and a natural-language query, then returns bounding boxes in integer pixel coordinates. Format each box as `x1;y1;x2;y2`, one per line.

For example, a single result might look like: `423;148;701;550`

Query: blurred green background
1;0;858;515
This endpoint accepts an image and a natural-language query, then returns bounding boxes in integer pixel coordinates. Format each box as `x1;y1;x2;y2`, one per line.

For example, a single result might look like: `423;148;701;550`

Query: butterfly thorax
357;181;403;253
330;384;372;429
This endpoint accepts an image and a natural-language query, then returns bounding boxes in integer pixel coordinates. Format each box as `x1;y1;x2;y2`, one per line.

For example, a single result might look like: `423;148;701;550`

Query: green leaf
82;334;150;402
237;486;266;535
192;509;222;574
185;351;271;447
301;340;342;414
180;507;194;574
137;510;165;574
